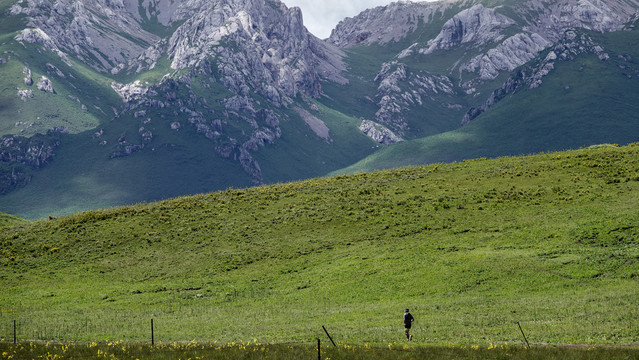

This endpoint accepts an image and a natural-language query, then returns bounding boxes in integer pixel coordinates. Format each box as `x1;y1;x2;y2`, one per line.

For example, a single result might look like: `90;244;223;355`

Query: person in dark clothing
403;308;414;340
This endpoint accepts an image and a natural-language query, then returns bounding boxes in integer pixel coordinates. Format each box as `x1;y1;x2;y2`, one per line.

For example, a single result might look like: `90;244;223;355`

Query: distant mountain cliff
8;0;346;185
329;0;639;135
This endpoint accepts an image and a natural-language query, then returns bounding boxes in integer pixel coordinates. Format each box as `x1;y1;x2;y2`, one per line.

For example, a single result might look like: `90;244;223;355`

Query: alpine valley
1;0;638;219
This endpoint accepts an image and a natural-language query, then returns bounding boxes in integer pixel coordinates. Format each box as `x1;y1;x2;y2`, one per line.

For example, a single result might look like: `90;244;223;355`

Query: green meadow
0;144;638;353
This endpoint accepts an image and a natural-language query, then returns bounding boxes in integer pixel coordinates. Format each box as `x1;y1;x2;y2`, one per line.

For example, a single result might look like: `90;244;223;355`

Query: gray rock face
373;61;456;135
459;33;552;81
359;119;402;145
36;76;54;93
294;107;332;142
328;1;455;47
329;0;639;133
421;4;515;55
519;0;639;38
460;30;620;126
111;81;151;103
23;67;33;86
12;0;159;71
331;0;639;49
129;0;346;104
14;0;346;105
17;89;34;100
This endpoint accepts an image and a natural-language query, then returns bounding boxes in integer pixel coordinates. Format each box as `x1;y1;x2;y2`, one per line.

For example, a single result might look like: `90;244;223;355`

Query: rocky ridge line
461;30;623;126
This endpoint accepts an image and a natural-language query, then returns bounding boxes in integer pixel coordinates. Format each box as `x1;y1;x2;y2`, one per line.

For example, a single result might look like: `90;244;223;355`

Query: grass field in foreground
0;144;638;346
0;341;638;360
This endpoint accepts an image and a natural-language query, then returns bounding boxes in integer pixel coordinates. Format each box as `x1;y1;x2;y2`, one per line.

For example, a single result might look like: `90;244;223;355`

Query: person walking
403;308;414;340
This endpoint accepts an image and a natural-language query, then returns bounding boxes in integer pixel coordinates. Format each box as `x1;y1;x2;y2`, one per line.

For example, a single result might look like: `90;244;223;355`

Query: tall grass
0;341;637;360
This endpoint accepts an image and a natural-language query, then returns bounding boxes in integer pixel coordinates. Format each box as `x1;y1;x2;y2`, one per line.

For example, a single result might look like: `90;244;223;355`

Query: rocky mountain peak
328;1;454;47
11;0;160;71
11;0;346;93
125;0;346;103
9;0;348;187
329;0;639;49
421;4;514;54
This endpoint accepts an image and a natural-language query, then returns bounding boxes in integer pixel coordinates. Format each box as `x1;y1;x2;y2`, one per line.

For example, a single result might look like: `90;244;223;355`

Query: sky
281;0;396;39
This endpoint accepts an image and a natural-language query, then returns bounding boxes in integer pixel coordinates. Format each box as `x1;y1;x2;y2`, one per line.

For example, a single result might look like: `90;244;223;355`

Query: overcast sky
281;0;397;39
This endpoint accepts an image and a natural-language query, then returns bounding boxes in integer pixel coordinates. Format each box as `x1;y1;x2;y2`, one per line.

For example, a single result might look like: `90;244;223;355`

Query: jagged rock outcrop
37;76;54;93
329;1;458;47
459;33;552;81
518;0;639;39
331;0;639;49
14;0;346;111
11;0;348;104
359;119;402;145
123;0;346;106
17;89;34;100
111;81;152;103
460;30;619;126
421;4;515;54
23;67;33;86
11;0;158;71
373;61;456;135
14;27;71;65
330;0;639;133
0;132;62;169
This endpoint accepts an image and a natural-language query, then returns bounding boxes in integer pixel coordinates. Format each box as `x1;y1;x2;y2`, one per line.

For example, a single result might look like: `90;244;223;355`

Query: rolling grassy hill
1;144;638;345
0;212;25;228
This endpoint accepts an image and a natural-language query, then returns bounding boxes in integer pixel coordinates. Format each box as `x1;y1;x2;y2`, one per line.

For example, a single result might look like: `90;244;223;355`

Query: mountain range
1;0;638;219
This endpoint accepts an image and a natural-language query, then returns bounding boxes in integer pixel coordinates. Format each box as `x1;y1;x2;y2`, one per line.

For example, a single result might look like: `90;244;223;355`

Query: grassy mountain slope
0;13;120;138
0;0;383;220
255;102;377;183
319;7;485;140
1;144;638;345
0;211;25;227
0;99;377;220
0;20;377;219
332;28;639;175
0;126;253;220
